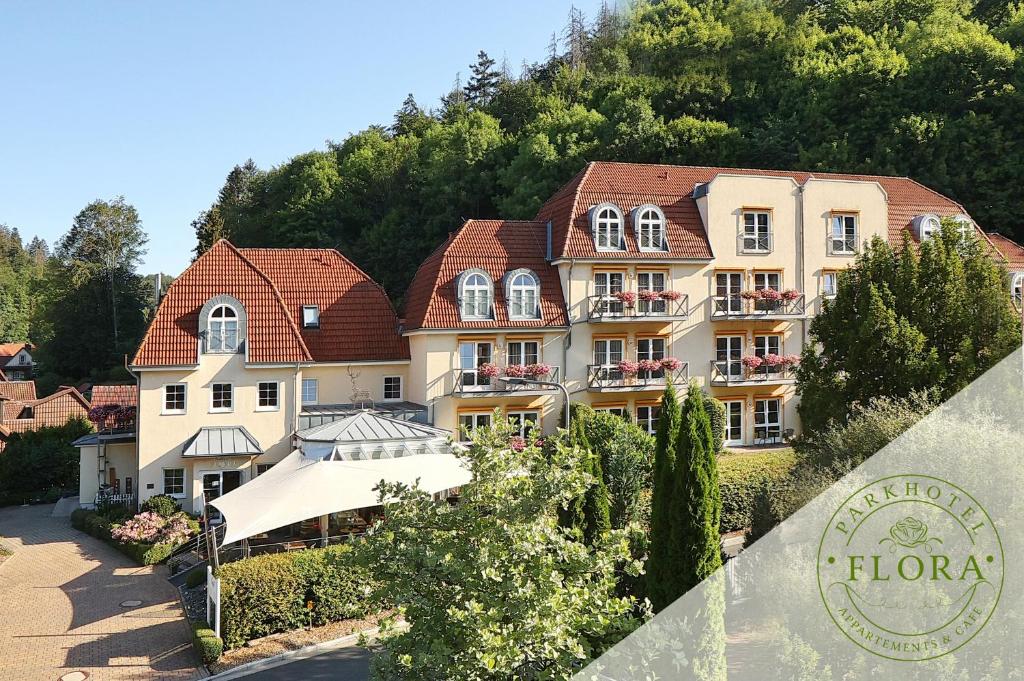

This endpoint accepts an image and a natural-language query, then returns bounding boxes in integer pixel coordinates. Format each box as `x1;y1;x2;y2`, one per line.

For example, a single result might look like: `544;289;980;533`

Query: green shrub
191;627;223;663
185;567;206;589
70;508;90;530
746;465;838;544
703;393;726;454
718;449;797;533
141;494;180;518
98;504;135;523
217;544;377;649
69;509;176;565
0;418;92;503
120;541;175;565
84;512;113;541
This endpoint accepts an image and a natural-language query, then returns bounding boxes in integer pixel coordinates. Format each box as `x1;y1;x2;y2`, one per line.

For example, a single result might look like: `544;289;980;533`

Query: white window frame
754;334;782;358
256;381;280;411
162;383;186;415
302;305;320;328
953;215;974;240
594;338;624;368
722;400;744;447
829;213;858;255
458;412;492;442
716;335;744;379
383;376;403;401
634;204;667;251
162;467;185;498
1012;272;1023;307
459;341;493;388
507;410;539;438
591;203;625;251
255;463;275;477
506;340;539;367
594;406;628;419
301;378;319;406
594;271;626;316
753;271;781;291
208;303;239;352
459;271;493;320
754;398;782;439
636;405;660;435
210;382;234;413
715;272;743;314
637;271;668;314
919;215;941;241
822;271;839;299
508;272;540;320
742;210;772;253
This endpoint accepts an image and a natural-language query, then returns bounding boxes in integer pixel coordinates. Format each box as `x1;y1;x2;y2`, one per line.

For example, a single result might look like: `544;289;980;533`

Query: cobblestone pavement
0;504;205;681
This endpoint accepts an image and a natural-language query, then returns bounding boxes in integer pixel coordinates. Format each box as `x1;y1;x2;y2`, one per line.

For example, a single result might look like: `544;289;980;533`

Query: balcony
587;362;688;392
453;366;562;398
711;292;805;320
709;360;797;387
588;293;689;322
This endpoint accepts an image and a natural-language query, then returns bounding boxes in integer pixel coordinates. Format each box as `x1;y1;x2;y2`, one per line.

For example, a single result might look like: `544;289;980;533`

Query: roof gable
0;381;37;402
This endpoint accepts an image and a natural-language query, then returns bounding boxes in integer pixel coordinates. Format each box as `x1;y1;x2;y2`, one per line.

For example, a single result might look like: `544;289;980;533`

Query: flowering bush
781;288;801;302
638;290;660;302
88;404;136;430
763;353;785;367
111;511;197;546
613;291;637;306
741;355;764;369
741;290;760;300
660;357;682;371
659;290;683;301
783;354;802;367
509;436;526;452
525;363;552;378
637;359;662;373
478;362;500;379
503;364;526;378
617;360;640;375
758;288;783;302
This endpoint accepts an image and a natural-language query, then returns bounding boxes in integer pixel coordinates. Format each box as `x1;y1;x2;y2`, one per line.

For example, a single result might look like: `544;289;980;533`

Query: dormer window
1012;272;1023;309
915;214;941;241
457;269;493;320
302;305;320;328
590;203;625;251
952;214;974;239
505;269;541;319
208;304;238;352
633;205;667;251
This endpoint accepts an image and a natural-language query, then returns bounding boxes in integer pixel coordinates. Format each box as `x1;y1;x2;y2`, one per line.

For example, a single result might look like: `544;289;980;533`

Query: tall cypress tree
559;405;610;544
647;380;681;611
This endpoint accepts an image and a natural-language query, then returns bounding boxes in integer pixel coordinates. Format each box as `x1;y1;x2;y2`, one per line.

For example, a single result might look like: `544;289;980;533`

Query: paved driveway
0;504;204;681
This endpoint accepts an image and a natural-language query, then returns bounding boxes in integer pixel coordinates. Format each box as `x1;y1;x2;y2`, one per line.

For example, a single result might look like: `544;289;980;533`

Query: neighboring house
0;343;34;380
986;232;1024;312
77;161;1024;514
117;240;410;513
0;383;90;451
76;384;139;505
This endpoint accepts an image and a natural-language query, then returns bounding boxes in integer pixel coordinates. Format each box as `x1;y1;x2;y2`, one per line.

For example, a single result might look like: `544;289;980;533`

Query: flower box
478;363;500;379
613;291;637;307
638;290;661;302
525;363;552;378
637;359;662;373
741;355;764;370
503;364;527;378
660;357;682;372
617;360;640;376
660;290;683;301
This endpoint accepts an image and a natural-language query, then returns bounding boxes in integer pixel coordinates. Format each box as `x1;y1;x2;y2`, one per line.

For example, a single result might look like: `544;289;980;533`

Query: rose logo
879;516;943;553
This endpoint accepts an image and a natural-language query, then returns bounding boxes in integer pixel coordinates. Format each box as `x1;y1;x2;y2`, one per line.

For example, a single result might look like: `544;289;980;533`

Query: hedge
217;544;378;649
718;449;798;533
191;624;223;663
70;508;178;566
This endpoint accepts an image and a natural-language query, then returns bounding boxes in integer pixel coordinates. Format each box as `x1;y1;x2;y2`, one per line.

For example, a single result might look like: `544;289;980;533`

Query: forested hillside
196;0;1024;302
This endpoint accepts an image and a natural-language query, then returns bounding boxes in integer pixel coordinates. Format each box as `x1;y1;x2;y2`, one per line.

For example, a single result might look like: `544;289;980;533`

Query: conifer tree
647;380;681;611
464;51;501;105
559;407;611;544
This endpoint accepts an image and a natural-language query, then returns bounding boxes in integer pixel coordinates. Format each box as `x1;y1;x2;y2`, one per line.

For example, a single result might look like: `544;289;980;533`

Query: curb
203;628;378;680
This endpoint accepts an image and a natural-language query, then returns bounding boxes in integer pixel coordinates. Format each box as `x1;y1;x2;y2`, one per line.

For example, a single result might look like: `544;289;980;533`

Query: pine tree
647;380;682;611
582;447;612;545
464;51;501;106
391;93;429;137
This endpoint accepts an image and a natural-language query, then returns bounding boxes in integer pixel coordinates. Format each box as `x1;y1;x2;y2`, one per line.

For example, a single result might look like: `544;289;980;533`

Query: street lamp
500;376;570;429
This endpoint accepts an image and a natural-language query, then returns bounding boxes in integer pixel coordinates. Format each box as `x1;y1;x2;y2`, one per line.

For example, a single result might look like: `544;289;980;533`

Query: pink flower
617;360;640;375
509;436;526;452
638;290;660;302
758;288;783;302
637;359;661;373
763;353;785;367
478;362;500;378
660;357;682;371
781;289;801;302
503;364;526;378
659;290;683;301
613;291;637;306
741;355;764;369
783;354;802;366
525;363;551;378
741;290;760;300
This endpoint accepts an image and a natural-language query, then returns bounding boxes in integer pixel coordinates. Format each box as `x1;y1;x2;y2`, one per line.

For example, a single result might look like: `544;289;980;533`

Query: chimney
545;221;553;261
154;273;163;303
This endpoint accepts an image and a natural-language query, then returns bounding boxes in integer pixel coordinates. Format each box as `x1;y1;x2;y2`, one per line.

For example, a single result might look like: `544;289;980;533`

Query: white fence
206;565;221;638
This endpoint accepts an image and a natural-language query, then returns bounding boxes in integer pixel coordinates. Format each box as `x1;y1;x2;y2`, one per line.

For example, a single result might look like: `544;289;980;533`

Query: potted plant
781;288;801;302
478;362;500;381
637;359;662;376
783;354;801;370
617;360;640;383
525;363;552;378
660;290;683;301
763;353;785;373
741;355;764;377
660;357;682;372
613;291;637;308
504;364;526;378
756;287;783;311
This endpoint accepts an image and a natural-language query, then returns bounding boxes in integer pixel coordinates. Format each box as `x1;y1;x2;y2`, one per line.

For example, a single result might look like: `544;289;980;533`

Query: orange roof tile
535;161;972;260
986;232;1024;269
0;387;90;438
133;240;407;367
0;381;37;402
402;220;569;331
90;384;137;409
0;343;32;362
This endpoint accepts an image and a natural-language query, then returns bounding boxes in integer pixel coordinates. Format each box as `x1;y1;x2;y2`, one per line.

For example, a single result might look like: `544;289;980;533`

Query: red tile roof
0;343;32;362
90;384;137;408
402;220;569;331
133;240;408;367
535;161;972;259
0;381;37;402
986;232;1024;268
0;387;91;448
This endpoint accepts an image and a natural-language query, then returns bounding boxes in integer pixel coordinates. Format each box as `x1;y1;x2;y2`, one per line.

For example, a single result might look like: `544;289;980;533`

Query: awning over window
182;426;263;458
209;449;471;545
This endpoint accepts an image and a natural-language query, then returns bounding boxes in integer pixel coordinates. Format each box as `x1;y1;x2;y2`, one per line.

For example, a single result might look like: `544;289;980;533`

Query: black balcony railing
453;367;561;395
588;294;689;321
587;362;689;390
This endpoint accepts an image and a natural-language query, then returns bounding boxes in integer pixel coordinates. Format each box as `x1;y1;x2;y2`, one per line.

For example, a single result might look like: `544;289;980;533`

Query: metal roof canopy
182;426;263;457
296;410;449;443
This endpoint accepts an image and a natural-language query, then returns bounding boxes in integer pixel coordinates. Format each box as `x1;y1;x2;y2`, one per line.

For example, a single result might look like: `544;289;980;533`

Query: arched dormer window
198;295;247;355
952;214;975;239
456;269;493;320
633;204;667;251
1012;272;1023;309
589;203;625;251
913;214;941;241
504;269;541;319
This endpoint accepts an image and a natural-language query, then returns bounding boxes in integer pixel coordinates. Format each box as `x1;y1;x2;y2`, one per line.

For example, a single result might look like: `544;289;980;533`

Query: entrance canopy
295;411;452;460
209;449;470;545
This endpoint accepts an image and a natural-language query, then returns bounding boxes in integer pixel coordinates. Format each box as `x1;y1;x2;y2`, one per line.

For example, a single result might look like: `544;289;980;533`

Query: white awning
209;450;471;546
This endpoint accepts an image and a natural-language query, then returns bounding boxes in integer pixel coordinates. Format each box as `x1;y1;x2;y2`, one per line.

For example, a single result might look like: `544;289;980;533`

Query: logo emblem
817;474;1002;661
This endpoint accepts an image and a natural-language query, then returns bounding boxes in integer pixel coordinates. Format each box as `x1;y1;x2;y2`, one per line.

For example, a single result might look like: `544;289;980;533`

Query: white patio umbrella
209;449;471;546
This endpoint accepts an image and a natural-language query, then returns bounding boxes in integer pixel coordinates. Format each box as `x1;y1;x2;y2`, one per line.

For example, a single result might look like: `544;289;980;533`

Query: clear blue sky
0;1;605;275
